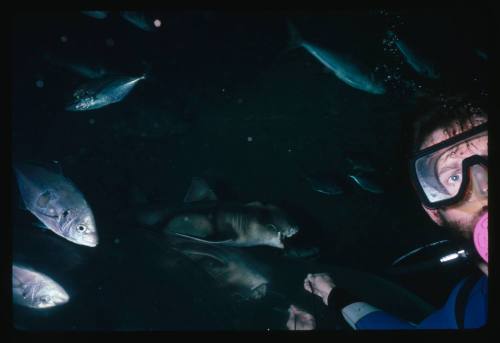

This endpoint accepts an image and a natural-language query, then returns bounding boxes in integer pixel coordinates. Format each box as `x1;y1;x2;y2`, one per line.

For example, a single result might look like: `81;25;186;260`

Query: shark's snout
284;226;299;238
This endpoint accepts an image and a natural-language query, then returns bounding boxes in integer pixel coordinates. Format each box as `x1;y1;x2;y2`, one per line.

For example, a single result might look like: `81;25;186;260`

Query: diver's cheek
440;209;475;238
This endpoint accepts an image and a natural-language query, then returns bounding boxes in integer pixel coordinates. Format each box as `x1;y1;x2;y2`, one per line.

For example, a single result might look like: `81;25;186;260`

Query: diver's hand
286;305;316;330
304;273;336;306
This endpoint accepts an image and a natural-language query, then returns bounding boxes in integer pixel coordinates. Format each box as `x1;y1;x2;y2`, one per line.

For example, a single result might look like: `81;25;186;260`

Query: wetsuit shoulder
419;273;487;329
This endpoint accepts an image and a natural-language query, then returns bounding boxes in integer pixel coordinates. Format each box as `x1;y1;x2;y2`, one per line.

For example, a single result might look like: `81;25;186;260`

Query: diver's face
419;117;488;240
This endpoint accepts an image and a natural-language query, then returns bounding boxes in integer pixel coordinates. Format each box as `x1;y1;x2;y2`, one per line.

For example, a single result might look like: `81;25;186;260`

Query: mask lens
413;128;487;206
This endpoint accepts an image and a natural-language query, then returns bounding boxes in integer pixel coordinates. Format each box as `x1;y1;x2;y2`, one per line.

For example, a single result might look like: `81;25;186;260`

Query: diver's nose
468;164;488;202
458;164;487;213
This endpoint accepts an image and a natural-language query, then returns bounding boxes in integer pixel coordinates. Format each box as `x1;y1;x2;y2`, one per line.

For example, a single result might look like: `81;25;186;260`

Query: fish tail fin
386;30;397;40
261;18;305;73
140;60;153;81
286;18;304;51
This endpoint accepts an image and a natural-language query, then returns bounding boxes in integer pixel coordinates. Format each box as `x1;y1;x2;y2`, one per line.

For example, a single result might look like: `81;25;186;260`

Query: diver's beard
438;208;486;241
442;216;474;241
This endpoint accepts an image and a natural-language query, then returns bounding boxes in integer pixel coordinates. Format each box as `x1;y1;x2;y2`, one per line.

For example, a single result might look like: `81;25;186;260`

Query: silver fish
81;11;109;19
44;52;108;79
14;162;98;247
475;49;488;61
63;63;107;79
387;30;440;79
172;239;269;301
66;75;145;111
346;157;376;173
12;264;69;309
120;11;157;32
304;175;344;196
288;21;386;95
348;174;384;194
138;177;299;249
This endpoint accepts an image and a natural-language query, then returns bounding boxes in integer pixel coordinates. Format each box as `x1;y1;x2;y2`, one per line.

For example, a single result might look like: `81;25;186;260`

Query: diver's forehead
419;117;488;150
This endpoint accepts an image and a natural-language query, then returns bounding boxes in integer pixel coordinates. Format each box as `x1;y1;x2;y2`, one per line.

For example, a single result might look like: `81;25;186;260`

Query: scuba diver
287;94;488;329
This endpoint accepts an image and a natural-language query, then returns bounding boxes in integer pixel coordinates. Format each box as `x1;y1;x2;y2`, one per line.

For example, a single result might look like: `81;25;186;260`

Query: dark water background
10;10;489;330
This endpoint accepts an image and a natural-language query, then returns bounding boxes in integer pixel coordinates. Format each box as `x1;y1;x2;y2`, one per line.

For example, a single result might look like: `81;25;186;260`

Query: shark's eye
62;210;71;218
22;289;29;298
40;295;51;304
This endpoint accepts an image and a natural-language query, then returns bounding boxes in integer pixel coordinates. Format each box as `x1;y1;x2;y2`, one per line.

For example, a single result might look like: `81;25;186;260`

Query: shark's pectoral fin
32;221;49;230
36;190;58;209
16;196;27;211
169;232;236;245
181;250;227;266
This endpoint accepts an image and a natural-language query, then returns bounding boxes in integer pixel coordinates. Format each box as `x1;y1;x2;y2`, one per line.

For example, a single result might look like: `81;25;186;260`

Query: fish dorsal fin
17;160;63;176
47;160;63;174
183;177;217;203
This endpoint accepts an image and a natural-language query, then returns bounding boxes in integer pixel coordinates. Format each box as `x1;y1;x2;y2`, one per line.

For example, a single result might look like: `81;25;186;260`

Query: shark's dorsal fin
183;177;217;203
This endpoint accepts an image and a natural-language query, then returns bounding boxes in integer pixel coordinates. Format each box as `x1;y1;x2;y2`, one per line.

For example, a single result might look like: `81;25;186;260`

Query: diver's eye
76;225;87;233
448;174;461;184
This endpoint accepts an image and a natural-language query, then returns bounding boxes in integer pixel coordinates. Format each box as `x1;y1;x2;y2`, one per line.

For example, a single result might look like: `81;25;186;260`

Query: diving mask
409;122;488;209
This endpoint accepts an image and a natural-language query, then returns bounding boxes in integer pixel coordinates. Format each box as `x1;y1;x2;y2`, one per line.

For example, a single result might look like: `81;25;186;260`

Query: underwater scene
10;10;489;330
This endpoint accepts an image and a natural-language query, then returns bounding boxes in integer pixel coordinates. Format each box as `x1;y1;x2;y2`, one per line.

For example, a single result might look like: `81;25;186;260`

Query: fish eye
40;295;51;304
76;225;87;233
62;210;71;218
